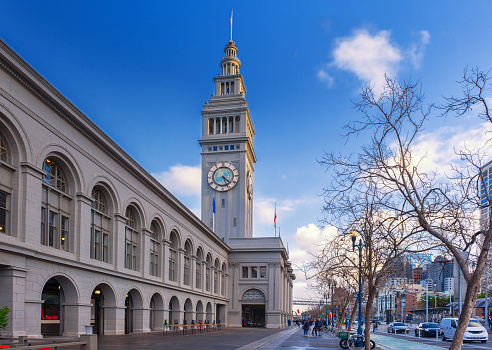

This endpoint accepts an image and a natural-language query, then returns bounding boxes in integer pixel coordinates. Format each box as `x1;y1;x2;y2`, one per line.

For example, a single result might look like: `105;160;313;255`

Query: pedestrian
309;319;315;337
373;321;378;333
303;319;309;337
315;318;322;336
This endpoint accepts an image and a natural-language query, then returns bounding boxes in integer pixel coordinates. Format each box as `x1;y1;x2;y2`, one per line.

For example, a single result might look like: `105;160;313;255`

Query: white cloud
326;28;431;93
317;69;334;87
332;29;402;92
409;30;430;69
410;122;492;176
152;164;201;197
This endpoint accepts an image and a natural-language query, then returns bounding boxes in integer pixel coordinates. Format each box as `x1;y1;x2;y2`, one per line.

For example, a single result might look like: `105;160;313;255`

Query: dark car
387;322;409;334
415;322;441;337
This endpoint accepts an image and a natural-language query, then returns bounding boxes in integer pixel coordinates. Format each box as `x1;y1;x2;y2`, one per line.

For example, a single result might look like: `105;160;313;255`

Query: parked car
415;322;441;337
441;318;488;343
387;322;410;334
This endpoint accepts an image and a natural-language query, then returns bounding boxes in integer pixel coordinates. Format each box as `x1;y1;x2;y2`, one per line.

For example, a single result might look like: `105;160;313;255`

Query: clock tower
199;40;256;243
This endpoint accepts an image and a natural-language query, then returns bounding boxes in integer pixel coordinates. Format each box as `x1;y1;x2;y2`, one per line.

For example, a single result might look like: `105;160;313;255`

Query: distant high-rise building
412;267;423;283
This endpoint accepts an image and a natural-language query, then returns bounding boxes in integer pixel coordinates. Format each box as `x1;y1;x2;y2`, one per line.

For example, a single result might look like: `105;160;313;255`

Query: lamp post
325;292;328;328
351;230;365;336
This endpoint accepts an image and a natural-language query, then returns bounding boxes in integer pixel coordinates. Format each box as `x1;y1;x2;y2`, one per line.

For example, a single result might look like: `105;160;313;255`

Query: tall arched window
205;254;212;292
168;231;178;282
125;207;139;271
149;220;160;277
91;188;110;262
183;240;192;286
0;135;7;162
196;248;203;289
221;262;226;296
41;158;71;251
214;259;219;294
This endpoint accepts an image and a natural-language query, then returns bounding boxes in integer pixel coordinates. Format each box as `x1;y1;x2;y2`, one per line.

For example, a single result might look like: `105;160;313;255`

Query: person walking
303;319;309;337
315;318;322;336
373;321;378;333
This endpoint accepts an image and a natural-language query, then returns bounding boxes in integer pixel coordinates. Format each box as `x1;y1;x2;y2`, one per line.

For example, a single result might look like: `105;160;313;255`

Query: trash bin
338;331;349;339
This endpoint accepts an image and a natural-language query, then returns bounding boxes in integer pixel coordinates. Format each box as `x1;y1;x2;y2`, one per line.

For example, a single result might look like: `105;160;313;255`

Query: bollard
80;334;98;350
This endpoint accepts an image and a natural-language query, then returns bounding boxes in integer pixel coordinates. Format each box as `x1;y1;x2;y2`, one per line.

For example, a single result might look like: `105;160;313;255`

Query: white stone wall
0;39;229;338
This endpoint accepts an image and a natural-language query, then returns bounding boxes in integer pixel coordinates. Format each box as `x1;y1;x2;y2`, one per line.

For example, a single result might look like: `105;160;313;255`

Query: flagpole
213;196;216;232
274;202;277;237
230;9;233;41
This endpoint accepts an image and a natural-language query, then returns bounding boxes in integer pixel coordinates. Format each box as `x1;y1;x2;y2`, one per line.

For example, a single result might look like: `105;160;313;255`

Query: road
376;323;492;349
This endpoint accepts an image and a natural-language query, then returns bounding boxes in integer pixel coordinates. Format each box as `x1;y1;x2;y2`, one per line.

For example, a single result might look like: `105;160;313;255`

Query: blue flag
213;196;215;213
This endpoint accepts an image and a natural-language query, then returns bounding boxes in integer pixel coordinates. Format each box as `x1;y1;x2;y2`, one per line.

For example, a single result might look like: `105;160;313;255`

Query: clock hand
222;176;230;184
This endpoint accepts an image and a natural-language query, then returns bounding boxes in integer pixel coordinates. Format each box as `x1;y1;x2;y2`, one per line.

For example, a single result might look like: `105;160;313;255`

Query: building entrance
41;278;62;336
90;288;104;334
242;305;265;327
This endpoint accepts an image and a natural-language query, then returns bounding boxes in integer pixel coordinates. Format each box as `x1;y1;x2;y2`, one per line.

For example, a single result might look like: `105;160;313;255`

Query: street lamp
351;230;366;336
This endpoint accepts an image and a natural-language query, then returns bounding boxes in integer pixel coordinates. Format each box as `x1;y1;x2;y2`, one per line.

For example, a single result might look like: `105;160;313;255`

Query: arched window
125;207;139;271
0;135;7;162
243;289;265;300
184;240;192;286
221;263;226;296
196;248;203;289
149;220;160;277
168;231;178;282
0;134;10;235
205;254;212;292
214;259;219;294
41;158;71;251
91;188;110;262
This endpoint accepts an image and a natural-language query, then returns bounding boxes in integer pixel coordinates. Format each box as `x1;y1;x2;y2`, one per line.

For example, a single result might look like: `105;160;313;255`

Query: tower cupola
220;40;241;76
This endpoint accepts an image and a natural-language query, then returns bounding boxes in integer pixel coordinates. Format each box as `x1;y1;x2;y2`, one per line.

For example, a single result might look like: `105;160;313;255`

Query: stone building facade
0;37;294;338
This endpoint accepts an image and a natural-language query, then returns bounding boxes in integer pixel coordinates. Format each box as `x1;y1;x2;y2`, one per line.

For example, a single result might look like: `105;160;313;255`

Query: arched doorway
149;293;164;330
40;276;79;336
41;278;62;336
91;288;104;335
89;283;116;335
125;293;133;334
169;296;180;325
206;302;213;323
124;288;144;334
196;301;204;323
184;299;193;325
241;289;266;327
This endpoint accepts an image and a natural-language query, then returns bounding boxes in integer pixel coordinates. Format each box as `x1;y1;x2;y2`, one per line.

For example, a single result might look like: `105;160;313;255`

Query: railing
161;322;224;336
0;335;97;350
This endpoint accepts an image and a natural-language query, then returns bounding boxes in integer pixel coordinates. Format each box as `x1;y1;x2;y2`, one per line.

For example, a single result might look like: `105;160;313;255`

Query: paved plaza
6;326;492;349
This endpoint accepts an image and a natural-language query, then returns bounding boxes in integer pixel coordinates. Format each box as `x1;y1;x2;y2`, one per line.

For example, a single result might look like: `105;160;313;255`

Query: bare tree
320;73;492;350
315;174;435;349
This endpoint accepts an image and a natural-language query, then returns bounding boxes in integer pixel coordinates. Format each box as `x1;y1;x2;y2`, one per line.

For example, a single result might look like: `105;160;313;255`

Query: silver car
387;322;410;334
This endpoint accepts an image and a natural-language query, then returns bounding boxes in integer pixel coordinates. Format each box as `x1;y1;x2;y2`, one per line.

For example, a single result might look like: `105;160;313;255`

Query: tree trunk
364;287;376;350
449;276;481;350
348;295;359;332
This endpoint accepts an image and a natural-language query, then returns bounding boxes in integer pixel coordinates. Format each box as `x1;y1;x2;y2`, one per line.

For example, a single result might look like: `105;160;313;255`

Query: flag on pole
274;202;277;230
213;196;216;214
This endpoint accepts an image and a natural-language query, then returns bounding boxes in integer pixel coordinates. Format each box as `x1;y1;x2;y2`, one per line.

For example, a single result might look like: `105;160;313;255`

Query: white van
440;317;488;343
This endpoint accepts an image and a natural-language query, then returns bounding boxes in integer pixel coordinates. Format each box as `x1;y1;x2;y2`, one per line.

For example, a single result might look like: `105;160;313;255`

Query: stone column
178;248;185;286
162;239;171;284
114;213;128;270
141;228;151;278
0;266;27;337
76;192;93;262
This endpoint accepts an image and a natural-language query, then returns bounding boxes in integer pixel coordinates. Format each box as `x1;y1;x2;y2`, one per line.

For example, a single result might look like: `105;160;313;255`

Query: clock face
208;161;239;191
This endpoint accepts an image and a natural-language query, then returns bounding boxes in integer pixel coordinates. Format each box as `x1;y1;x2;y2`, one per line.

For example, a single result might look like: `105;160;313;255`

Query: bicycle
340;333;375;349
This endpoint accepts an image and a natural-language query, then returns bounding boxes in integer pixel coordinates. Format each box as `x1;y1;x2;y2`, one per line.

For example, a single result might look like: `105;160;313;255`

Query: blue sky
3;1;492;307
